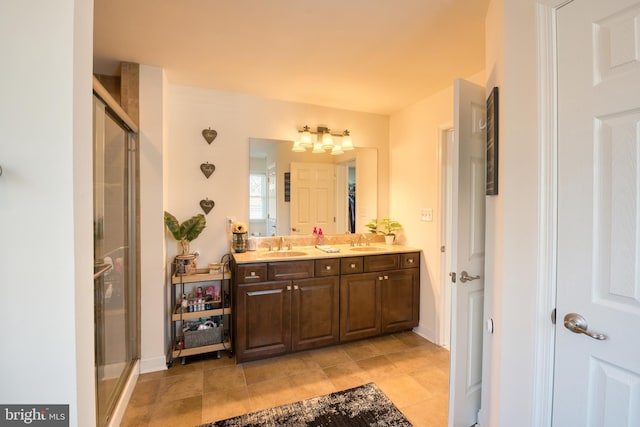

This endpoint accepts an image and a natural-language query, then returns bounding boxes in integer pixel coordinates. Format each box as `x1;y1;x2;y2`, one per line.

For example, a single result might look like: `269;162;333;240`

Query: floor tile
156;370;203;404
147;395;202;427
202;387;252;423
203;365;246;393
122;332;450;425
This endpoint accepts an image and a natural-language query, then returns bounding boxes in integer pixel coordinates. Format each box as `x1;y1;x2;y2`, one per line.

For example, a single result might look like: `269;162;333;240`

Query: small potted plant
365;218;402;244
164;212;206;274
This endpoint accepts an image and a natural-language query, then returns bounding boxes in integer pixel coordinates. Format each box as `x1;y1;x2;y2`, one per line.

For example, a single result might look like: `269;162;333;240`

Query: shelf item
168;255;232;366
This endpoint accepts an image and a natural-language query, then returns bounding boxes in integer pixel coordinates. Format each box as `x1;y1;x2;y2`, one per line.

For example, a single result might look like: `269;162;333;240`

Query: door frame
438;123;454;348
533;0;572;425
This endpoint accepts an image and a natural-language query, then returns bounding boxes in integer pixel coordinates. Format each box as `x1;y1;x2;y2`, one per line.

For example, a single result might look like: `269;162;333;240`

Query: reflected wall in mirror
249;138;377;236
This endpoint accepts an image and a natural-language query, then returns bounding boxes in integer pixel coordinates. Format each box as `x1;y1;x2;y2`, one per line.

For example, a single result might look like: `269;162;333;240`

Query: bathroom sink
350;246;385;252
257;251;308;259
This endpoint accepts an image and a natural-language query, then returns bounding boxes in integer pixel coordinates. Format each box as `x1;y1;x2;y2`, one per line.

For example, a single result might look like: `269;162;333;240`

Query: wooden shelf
169;260;233;365
172;268;231;284
172;340;231;358
171;304;232;321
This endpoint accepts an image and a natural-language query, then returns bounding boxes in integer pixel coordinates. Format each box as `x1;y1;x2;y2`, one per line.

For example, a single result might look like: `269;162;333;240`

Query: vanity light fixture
292;125;354;154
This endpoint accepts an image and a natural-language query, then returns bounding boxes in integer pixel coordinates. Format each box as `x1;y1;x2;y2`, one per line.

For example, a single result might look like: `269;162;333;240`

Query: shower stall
93;81;140;427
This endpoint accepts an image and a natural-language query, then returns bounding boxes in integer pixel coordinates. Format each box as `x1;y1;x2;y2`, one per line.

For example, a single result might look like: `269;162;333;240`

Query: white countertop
231;243;420;264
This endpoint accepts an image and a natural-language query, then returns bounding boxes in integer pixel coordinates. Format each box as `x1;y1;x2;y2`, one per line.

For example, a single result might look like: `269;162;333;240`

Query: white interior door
290;162;336;235
554;1;640;425
448;79;486;427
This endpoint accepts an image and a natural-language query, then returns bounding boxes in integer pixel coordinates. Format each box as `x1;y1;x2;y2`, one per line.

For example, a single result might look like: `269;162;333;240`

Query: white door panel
290;162;336;235
449;79;486;427
554;0;640;425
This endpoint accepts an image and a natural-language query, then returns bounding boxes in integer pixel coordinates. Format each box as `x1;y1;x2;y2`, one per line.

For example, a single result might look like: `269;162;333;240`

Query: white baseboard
107;360;139;427
412;326;437;344
139;355;168;374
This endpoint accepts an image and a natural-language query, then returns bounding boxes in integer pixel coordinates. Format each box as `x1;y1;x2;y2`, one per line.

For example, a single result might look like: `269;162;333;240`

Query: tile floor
120;332;449;427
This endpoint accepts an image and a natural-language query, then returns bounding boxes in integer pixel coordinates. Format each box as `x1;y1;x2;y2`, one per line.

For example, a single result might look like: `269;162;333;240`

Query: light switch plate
420;209;433;222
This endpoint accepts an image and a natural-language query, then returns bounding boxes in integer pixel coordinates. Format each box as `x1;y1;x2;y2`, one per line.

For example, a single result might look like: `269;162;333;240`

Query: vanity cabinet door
339;272;382;341
381;269;420;333
235;280;291;362
291;276;339;351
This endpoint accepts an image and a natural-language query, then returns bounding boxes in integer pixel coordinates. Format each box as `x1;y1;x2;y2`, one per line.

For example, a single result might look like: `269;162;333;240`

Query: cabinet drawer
315;258;340;277
364;254;400;272
268;260;314;280
401;252;420;269
341;257;363;274
236;264;267;283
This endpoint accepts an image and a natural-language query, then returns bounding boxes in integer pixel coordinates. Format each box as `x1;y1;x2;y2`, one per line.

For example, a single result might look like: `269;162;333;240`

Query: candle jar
232;232;248;253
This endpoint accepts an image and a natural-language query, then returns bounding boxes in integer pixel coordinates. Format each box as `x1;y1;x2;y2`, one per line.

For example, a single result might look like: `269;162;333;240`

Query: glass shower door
93;95;138;427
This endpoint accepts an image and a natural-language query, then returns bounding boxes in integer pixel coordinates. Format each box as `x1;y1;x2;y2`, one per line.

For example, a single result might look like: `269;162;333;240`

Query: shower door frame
93;78;140;427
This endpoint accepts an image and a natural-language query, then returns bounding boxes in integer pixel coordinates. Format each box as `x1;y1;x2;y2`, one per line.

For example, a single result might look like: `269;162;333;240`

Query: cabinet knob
286;285;292;291
378;276;383;281
294;285;299;290
408;258;414;264
350;263;356;268
325;265;332;270
384;275;389;280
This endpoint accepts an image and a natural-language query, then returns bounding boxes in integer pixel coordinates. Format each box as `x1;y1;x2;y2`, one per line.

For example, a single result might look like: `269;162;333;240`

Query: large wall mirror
250;138;377;236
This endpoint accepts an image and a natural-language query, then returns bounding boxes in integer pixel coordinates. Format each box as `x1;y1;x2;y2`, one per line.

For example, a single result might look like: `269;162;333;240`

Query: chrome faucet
357;234;370;246
278;236;285;251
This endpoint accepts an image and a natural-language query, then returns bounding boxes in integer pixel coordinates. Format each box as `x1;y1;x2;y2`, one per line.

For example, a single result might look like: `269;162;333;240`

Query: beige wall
389;71;484;342
139;65;168;373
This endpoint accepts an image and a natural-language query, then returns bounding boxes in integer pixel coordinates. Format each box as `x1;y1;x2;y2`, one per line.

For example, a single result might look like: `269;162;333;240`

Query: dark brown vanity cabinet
234;259;340;362
233;252;419;361
340;252;420;342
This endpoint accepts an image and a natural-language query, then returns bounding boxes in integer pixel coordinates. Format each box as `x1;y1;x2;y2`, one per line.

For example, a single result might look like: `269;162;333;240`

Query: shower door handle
94;263;113;280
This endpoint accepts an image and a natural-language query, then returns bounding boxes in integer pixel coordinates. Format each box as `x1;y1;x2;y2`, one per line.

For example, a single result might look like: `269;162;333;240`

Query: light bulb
331;144;344;155
312;142;325;154
322;130;333;149
292;140;306;152
341;130;354;151
300;125;312;147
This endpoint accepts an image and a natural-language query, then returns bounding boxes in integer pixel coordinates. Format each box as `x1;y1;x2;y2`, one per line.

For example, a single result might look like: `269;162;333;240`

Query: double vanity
231;243;420;362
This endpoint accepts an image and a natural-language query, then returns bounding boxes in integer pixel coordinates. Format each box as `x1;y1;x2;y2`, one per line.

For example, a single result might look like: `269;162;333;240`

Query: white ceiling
93;0;489;115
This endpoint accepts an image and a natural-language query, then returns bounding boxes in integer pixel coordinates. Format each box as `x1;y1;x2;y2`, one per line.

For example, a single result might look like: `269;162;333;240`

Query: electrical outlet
226;217;234;231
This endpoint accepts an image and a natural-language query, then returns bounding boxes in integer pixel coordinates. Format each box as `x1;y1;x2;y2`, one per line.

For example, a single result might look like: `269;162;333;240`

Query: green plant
164;211;206;254
365;218;402;236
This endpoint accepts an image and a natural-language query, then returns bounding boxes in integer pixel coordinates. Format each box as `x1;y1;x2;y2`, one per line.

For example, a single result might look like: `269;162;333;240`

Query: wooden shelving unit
168;260;233;366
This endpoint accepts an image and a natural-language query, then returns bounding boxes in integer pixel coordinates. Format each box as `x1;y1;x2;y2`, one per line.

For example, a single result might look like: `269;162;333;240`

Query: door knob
563;313;607;340
459;271;480;283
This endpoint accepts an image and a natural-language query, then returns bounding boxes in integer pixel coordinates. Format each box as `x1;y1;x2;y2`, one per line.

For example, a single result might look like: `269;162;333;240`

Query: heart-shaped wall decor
202;128;218;144
200;199;215;215
200;162;215;178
